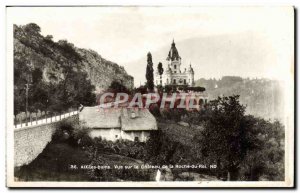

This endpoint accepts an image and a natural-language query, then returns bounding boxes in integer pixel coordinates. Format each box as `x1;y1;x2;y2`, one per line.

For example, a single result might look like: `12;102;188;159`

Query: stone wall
14;115;78;167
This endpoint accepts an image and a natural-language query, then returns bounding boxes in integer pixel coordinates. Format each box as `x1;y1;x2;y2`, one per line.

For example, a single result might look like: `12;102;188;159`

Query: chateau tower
166;39;182;74
155;39;195;87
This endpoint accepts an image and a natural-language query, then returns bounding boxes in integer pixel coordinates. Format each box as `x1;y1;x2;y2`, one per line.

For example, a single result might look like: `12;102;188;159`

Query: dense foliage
157;62;164;85
147;95;284;181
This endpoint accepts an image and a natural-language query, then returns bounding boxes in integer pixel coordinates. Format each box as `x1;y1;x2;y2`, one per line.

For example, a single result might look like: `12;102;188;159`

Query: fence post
36;112;38;125
45;111;47;123
60;113;61;120
55;113;56;121
20;117;22;128
30;113;32;125
41;111;43;123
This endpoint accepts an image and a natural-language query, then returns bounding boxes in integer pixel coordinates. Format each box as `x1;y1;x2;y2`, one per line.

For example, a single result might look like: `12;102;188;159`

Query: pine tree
157;62;164;85
145;52;154;91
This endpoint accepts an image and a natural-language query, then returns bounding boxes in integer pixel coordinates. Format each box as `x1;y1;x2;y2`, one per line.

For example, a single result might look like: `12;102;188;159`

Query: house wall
121;130;150;142
89;128;151;142
89;128;121;141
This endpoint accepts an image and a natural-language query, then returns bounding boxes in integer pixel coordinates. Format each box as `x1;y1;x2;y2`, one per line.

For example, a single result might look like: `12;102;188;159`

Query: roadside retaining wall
14;115;78;167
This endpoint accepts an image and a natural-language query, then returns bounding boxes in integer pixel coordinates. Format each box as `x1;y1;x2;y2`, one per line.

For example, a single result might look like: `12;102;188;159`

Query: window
173;79;176;84
199;99;204;107
160;80;162;84
115;135;118;138
184;79;186;84
174;65;177;69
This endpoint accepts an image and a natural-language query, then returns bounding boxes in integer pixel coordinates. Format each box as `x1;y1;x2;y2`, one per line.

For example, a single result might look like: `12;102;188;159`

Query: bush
160;109;187;122
52;119;92;147
149;104;161;117
52;119;75;142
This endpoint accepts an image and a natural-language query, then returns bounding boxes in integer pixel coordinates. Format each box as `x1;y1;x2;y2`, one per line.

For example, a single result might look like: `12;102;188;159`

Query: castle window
160;80;162;84
184;79;186;84
174;65;177;69
173;79;176;84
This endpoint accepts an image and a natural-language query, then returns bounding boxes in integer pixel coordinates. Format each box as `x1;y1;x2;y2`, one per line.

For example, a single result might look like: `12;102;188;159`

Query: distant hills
124;32;277;86
124;34;284;121
195;76;285;121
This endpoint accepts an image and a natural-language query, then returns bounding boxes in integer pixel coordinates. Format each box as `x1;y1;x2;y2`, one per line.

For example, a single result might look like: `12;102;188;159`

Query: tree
145;52;154;91
24;23;41;35
157;62;164;85
199;95;250;180
108;80;129;94
239;117;284;181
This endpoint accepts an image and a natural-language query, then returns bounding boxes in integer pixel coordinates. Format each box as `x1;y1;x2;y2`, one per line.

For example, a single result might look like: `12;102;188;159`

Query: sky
7;6;294;86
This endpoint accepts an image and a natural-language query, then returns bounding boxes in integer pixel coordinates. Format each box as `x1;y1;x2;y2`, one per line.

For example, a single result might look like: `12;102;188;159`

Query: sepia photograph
5;6;294;188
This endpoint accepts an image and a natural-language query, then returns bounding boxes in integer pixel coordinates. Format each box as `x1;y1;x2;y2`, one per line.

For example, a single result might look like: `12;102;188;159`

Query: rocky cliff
77;48;133;91
14;23;133;92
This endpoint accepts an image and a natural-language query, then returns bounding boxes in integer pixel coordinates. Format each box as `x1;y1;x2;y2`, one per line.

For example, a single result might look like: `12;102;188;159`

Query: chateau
155;40;195;87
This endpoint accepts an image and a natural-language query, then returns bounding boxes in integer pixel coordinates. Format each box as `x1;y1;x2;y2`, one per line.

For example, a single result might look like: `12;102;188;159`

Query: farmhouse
79;106;157;142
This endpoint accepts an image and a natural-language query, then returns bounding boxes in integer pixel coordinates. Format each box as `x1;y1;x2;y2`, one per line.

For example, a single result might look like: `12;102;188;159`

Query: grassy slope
158;121;203;147
15;141;145;181
15;142;91;181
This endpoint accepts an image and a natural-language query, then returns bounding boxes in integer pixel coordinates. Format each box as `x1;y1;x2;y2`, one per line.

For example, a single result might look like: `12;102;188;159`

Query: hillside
14;23;133;114
195;76;285;121
14;23;133;91
77;48;133;91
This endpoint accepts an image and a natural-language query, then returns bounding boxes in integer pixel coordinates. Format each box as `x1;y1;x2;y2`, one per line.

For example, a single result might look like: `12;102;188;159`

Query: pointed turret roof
188;63;194;74
166;39;181;61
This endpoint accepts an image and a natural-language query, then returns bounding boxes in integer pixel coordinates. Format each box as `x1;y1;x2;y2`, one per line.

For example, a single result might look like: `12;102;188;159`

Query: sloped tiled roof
120;108;157;131
79;106;157;131
166;40;181;61
79;106;121;128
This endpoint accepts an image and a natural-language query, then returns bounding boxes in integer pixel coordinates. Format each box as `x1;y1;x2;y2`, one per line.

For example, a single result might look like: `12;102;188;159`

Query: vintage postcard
6;6;294;188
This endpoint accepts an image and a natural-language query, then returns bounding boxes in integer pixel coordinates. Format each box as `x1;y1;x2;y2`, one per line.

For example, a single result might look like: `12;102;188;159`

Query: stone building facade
155;40;195;87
